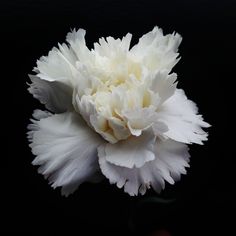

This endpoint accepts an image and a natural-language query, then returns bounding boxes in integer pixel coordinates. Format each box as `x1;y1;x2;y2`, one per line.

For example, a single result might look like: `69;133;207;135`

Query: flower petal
149;71;177;105
35;43;77;85
66;28;92;63
98;139;189;196
130;26;164;53
28;75;73;113
153;139;190;183
121;33;132;51
28;111;104;196
94;32;132;58
158;89;210;144
123;106;168;138
74;94;119;144
130;26;182;73
124;107;157;136
98;129;156;169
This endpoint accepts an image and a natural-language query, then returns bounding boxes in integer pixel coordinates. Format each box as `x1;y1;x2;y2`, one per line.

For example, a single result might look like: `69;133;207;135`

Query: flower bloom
28;27;210;196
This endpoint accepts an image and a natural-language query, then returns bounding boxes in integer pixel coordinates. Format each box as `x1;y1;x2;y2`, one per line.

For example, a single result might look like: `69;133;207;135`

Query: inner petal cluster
73;55;168;143
67;29;180;144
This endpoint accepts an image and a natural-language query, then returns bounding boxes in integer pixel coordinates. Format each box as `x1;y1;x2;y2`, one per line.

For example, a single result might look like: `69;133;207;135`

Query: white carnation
28;26;210;196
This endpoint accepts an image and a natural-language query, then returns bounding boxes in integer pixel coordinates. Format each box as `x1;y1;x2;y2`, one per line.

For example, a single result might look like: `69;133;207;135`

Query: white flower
28;26;210;196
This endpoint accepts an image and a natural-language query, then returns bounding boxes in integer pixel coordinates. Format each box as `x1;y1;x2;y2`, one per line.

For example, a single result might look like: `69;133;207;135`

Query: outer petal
158;89;210;144
99;129;156;169
130;26;165;53
28;110;104;196
98;139;190;196
28;75;73;113
66;28;93;63
153;139;190;183
149;71;177;105
35;43;78;85
121;33;132;51
94;33;132;57
130;26;182;72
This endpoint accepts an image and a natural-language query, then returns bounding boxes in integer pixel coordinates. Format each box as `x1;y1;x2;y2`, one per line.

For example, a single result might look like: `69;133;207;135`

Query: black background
1;0;235;235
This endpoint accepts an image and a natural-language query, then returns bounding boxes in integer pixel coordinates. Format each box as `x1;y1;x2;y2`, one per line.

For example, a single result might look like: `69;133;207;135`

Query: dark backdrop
1;0;234;235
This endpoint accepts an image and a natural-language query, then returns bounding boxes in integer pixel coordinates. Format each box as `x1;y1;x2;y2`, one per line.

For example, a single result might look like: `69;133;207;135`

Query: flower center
74;55;156;143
